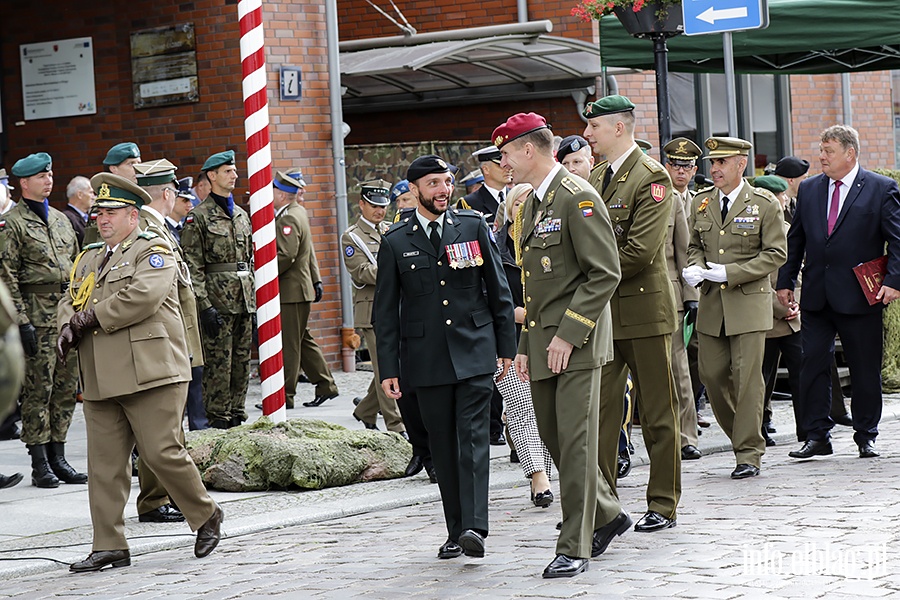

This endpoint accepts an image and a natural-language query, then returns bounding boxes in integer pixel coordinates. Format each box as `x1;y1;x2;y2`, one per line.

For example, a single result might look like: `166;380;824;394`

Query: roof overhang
340;21;627;114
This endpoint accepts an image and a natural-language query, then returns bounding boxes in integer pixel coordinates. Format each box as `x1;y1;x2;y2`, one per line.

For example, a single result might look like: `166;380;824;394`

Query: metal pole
723;32;738;137
841;72;853;126
653;33;671;159
325;0;356;372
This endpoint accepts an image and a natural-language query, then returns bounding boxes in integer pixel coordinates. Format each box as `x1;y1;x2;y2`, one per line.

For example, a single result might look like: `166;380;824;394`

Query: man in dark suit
777;124;900;460
375;155;517;561
456;145;511;225
63;176;94;247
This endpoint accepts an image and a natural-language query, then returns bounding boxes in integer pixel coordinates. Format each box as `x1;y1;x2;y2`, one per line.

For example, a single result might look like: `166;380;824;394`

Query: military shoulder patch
85;242;104;250
753;188;778;203
149;244;172;254
185;215;194;225
138;231;159;240
0;220;5;230
578;201;594;209
148;254;165;269
345;245;355;257
283;225;293;236
650;183;667;202
561;177;582;194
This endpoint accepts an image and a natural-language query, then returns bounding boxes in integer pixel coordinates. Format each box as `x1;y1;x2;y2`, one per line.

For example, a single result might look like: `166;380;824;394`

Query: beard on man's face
419;189;451;217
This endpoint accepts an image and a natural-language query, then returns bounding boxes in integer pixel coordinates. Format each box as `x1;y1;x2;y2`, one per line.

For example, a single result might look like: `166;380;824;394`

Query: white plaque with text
20;37;97;121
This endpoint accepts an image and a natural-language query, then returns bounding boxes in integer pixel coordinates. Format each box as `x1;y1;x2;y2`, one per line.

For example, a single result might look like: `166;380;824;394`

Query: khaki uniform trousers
531;367;621;560
698;330;767;467
83;382;216;551
599;334;681;519
281;301;338;403
672;312;699;447
353;328;404;432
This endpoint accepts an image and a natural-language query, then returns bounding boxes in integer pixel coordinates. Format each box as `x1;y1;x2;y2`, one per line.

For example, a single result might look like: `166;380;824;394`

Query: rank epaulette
138;231;159;240
561;177;582;194
150;244;172;254
84;242;104;250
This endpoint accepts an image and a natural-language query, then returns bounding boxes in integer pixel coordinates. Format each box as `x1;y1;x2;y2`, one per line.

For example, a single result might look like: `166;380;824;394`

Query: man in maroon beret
499;112;629;578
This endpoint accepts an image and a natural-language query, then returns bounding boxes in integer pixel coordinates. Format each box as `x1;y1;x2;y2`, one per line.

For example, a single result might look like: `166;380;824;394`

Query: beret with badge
703;136;752;159
11;152;52;178
556;135;589;163
663;137;702;163
103;142;141;166
492;112;550;150
582;94;635;119
774;156;810;178
273;171;304;194
753;175;788;195
135;158;178;187
360;179;391;207
390;179;411;202
406;155;451;182
201;150;236;173
91;172;152;209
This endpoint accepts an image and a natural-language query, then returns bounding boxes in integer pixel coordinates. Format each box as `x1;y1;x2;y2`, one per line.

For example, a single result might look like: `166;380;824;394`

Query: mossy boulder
185;417;412;491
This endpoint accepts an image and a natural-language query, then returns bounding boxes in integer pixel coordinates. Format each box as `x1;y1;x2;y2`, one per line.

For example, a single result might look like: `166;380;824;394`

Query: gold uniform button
95;283;101;288
438;261;442;266
743;232;748;237
720;284;726;289
525;271;530;277
719;249;724;254
720;230;725;236
639;287;644;292
526;296;532;302
440;280;446;286
93;298;98;304
529;321;536;327
524;247;530;252
760;287;765;292
442;300;448;306
92;330;98;336
445;319;452;325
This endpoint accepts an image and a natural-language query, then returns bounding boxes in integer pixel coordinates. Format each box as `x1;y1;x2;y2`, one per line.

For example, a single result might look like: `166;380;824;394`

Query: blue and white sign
682;0;769;36
280;66;302;101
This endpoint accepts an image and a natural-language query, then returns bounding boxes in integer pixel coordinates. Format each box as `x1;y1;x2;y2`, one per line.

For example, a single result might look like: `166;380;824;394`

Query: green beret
103;142;141;166
753;175;788;195
11;152;52;178
91;172;151;209
704;136;752;158
135;158;178;186
582;95;635;119
663;137;702;161
636;139;652;154
202;150;236;172
360;179;391;206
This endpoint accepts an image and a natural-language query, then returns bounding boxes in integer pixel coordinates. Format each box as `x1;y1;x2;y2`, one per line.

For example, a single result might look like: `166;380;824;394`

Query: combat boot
27;445;60;488
47;442;88;484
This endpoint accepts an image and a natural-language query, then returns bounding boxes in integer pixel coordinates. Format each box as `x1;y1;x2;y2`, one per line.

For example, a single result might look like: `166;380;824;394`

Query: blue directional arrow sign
682;0;769;36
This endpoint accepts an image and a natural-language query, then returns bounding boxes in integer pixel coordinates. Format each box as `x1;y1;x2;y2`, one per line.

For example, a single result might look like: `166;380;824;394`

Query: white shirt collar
535;163;564;202
609;143;640;176
833;162;860;189
166;216;182;229
718;180;744;202
359;216;377;230
482;184;504;201
141;205;164;224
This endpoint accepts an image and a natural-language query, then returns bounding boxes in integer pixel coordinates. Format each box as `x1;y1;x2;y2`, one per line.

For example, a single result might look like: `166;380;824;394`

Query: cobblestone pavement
1;385;900;599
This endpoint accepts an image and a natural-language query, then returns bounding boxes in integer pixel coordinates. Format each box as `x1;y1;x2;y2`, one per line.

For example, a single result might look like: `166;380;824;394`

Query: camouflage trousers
201;312;252;424
21;326;78;445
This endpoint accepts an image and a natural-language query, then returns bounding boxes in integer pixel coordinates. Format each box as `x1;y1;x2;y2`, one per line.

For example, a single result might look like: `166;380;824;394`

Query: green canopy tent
599;0;900;74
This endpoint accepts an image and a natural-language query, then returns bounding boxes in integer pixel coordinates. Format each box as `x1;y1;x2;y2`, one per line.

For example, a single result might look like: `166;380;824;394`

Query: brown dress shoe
194;505;224;558
70;550;131;573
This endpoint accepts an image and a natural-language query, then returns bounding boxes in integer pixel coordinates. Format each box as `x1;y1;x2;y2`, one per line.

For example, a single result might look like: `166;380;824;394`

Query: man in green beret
59;172;223;572
662;137;704;459
683;137;787;479
181;150;256;428
0;152;85;489
582;95;682;532
103;142;142;183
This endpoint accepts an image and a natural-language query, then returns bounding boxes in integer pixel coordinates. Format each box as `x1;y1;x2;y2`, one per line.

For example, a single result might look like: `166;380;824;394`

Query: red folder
852;255;888;306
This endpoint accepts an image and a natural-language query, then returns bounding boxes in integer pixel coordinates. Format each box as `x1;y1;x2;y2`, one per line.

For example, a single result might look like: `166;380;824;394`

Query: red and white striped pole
238;0;286;422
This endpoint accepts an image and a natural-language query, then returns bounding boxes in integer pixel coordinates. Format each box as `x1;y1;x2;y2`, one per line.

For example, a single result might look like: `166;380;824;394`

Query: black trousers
762;332;802;438
799;305;882;444
490;386;504;438
417;374;493;542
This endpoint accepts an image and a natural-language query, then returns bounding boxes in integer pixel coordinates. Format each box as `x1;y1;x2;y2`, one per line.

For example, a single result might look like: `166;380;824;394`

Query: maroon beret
492;113;550;150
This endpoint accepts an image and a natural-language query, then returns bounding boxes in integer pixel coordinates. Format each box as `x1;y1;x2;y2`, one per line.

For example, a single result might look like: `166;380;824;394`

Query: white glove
682;265;704;287
702;262;728;283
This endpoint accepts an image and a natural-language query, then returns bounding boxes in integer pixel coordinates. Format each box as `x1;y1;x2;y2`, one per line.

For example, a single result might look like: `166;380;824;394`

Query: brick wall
0;0;343;366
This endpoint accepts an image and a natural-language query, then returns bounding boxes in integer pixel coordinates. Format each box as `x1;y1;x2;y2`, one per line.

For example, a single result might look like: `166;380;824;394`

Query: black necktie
99;250;113;272
498;190;505;204
428;221;441;252
602;167;613;193
721;196;730;222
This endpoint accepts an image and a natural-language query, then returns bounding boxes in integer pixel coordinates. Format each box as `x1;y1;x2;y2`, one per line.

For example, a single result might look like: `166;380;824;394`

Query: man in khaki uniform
272;171;338;408
684;137;787;479
663;138;703;460
583;96;681;533
58;173;222;572
0;279;25;489
498;112;627;579
342;180;404;434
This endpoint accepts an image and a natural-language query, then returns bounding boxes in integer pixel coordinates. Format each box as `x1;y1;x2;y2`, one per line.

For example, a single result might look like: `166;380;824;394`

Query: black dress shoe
425;464;438;484
681;445;702;460
763;421;776;433
510;449;519;463
437;539;463;559
730;464;760;479
489;433;506;446
542;554;588;578
762;429;777;447
303;393;338;408
458;529;485;558
353;414;379;430
556;521;562;530
298;374;310;384
634;510;676;532
789;439;833;459
209;419;230;430
405;455;424;477
352;396;362;406
617;449;631;478
833;413;853;427
70;550;131;573
531;489;554;508
592;511;632;557
0;472;23;489
859;440;880;458
139;504;186;523
194;505;224;558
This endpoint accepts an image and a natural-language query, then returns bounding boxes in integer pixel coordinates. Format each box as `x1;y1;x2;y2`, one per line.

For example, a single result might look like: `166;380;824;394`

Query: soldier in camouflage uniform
181;150;255;428
0;152;86;488
0;279;26;489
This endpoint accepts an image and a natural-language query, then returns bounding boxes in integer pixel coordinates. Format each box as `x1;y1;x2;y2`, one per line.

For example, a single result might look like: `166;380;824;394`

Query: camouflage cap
11;152;52;178
102;142;141;166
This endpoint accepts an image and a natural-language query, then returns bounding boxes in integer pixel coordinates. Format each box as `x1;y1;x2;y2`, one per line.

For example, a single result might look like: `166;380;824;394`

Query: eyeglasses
669;162;696;171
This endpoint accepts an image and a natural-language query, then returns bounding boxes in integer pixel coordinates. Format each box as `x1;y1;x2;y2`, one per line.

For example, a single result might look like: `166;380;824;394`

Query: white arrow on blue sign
682;0;769;36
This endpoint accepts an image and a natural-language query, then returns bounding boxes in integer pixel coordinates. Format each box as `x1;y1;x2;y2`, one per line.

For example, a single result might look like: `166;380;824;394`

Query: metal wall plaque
20;37;97;121
280;67;302;101
130;23;199;109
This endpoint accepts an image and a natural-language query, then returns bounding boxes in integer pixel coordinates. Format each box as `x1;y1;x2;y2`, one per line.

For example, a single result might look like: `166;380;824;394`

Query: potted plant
572;0;683;38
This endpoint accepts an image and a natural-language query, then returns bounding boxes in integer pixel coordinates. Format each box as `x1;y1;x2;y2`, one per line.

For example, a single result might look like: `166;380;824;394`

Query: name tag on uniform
402;251;419;257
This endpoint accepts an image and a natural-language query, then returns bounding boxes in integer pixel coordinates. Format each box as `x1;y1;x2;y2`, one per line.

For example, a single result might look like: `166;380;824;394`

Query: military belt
20;283;69;294
206;262;250;273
